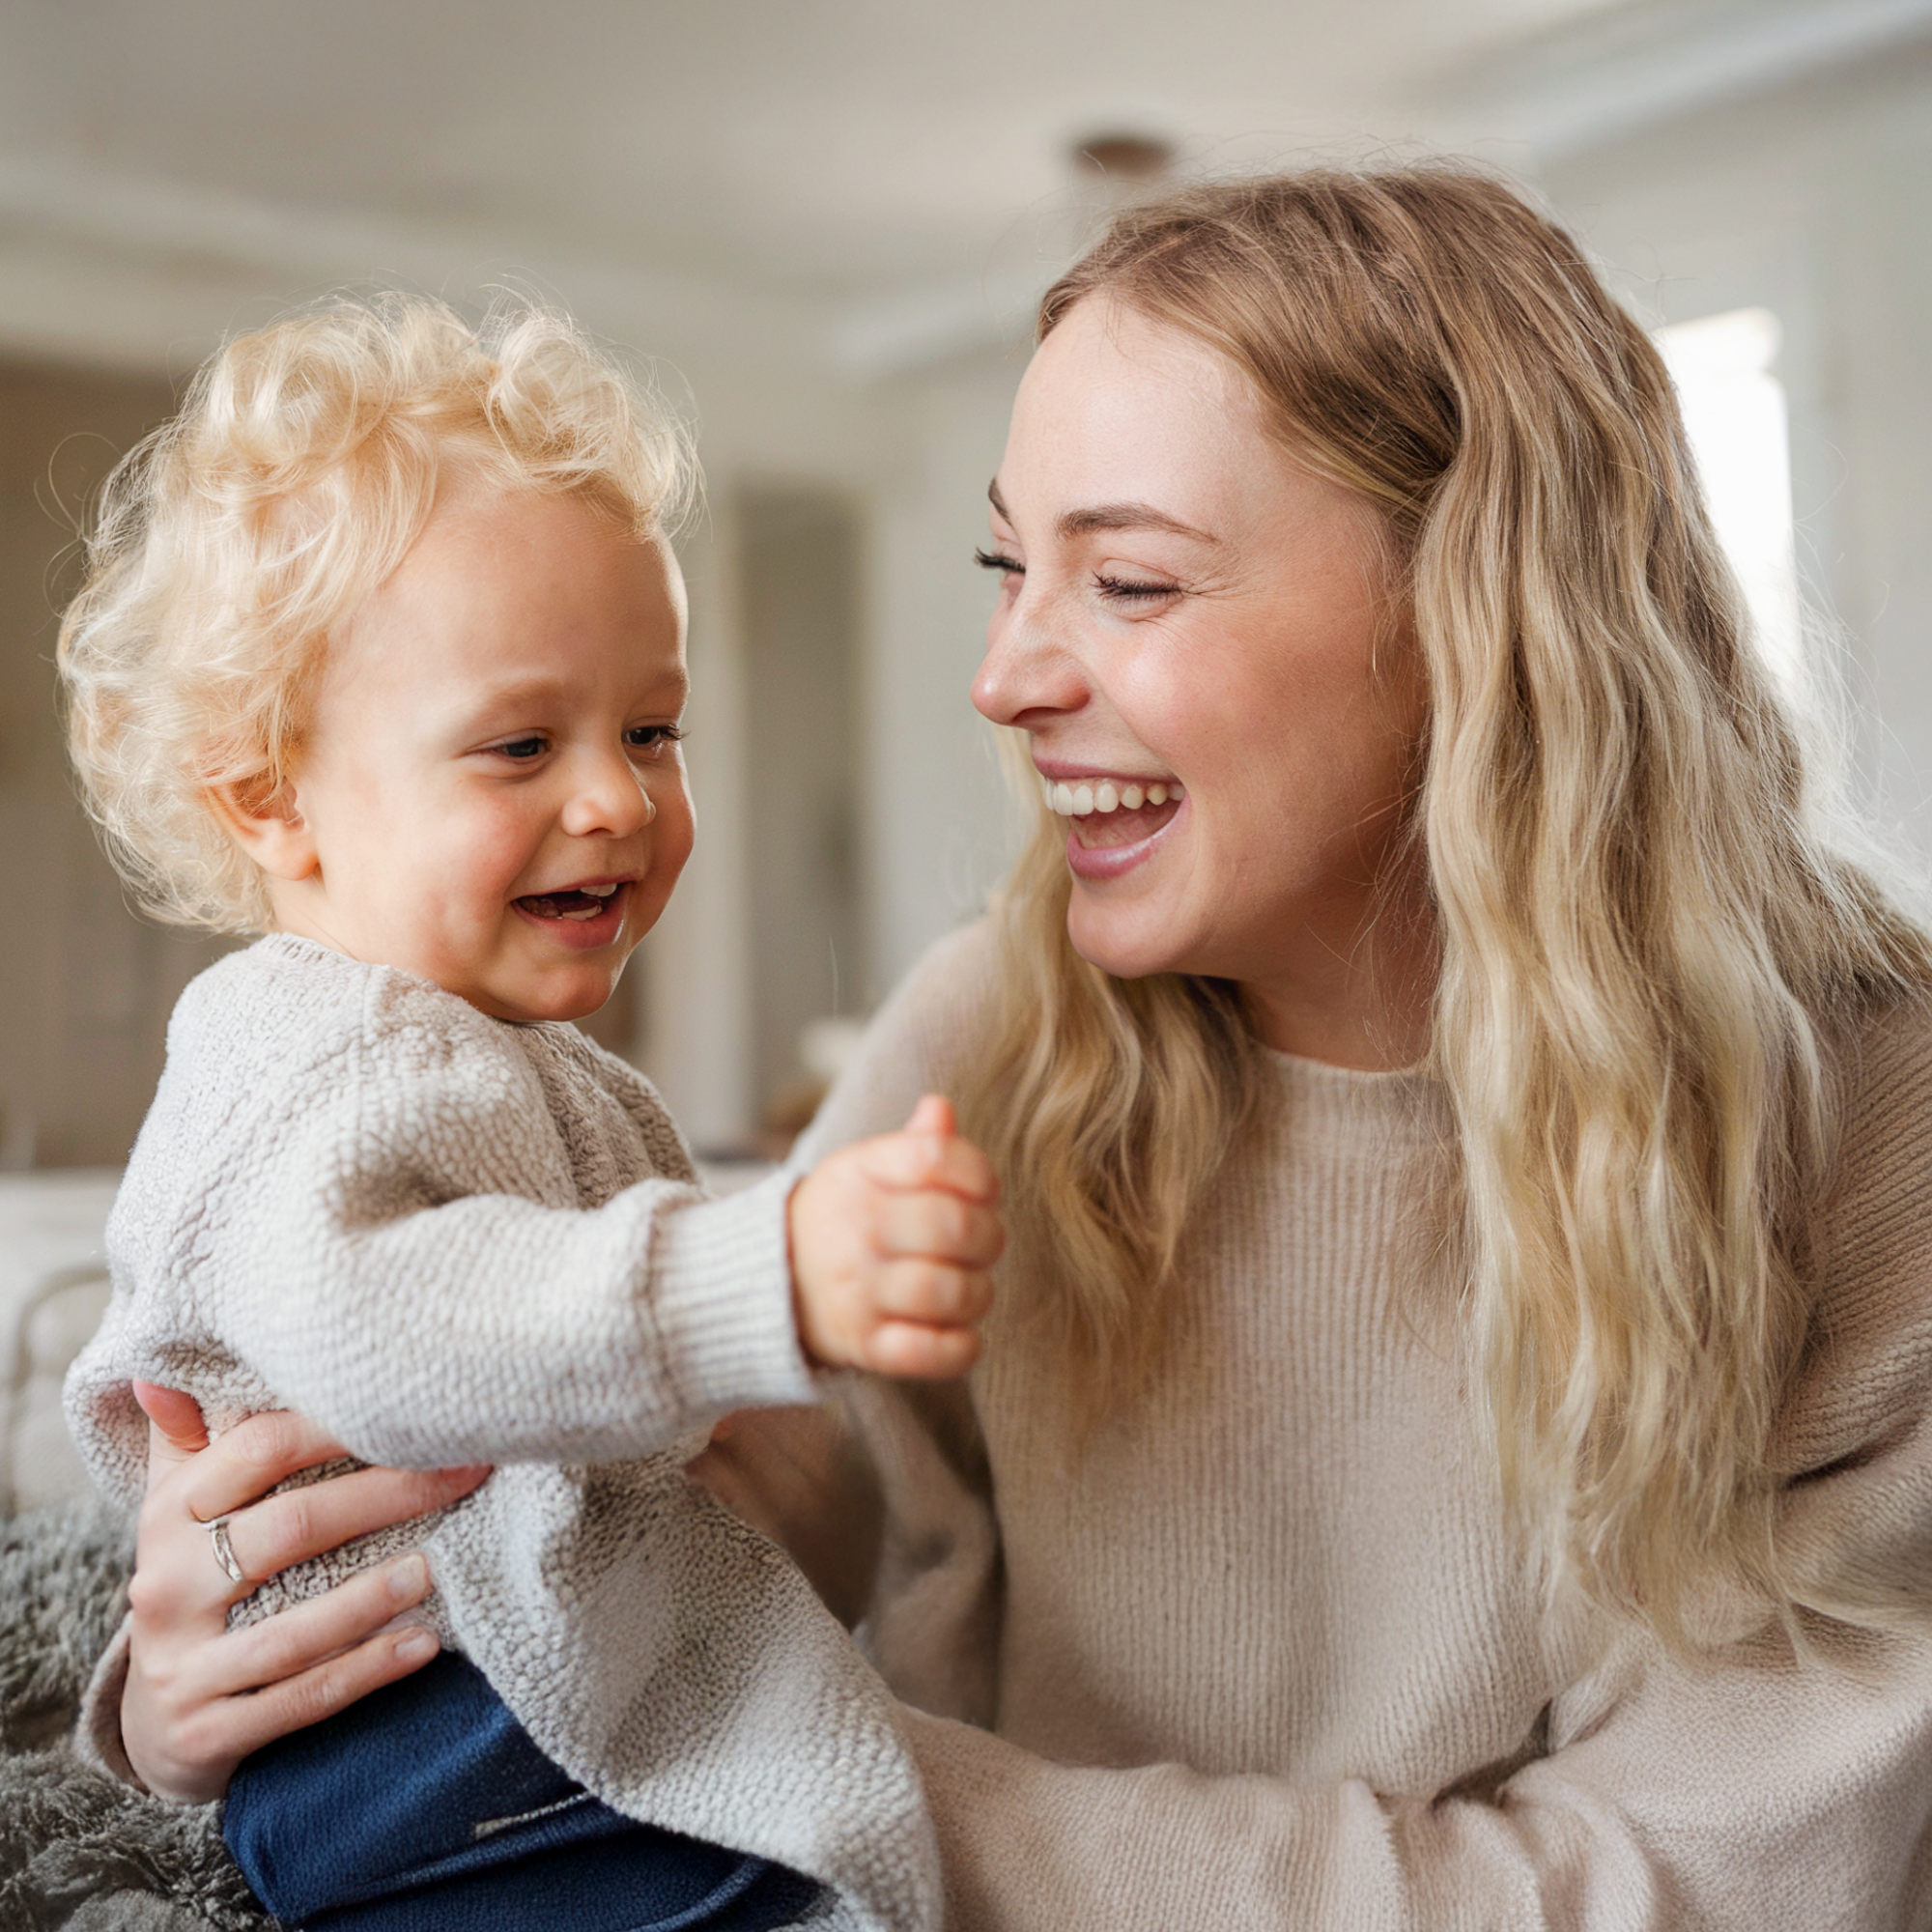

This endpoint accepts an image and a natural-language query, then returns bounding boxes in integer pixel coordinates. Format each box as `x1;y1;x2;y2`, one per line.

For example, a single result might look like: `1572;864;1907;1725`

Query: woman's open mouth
511;880;628;948
1038;772;1186;879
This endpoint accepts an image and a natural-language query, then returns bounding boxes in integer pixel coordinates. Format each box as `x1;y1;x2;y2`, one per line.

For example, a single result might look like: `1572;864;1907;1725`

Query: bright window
1654;307;1802;697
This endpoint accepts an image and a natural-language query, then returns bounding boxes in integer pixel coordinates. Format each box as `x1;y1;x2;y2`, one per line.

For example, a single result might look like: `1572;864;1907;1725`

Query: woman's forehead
998;304;1308;539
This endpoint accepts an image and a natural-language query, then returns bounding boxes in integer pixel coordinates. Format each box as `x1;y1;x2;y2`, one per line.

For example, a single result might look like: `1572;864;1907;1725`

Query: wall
863;349;1031;999
1543;35;1932;846
0;356;233;1170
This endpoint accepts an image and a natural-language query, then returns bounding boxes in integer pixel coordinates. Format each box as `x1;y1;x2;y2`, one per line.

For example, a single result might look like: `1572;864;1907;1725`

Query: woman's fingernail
395;1627;438;1662
387;1554;430;1602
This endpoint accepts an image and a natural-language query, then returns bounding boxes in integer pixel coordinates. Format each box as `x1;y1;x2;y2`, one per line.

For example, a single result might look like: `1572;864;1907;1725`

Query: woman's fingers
168;1408;357;1526
211;1461;490;1594
207;1554;434;1698
168;1406;488;1552
228;1622;441;1759
134;1381;210;1465
128;1609;442;1804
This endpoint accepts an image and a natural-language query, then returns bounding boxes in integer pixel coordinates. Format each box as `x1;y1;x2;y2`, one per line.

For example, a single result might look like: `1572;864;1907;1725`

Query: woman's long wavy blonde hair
959;166;1932;1638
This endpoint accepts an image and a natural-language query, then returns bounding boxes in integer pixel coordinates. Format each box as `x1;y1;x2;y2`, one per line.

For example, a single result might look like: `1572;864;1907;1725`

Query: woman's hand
121;1381;489;1803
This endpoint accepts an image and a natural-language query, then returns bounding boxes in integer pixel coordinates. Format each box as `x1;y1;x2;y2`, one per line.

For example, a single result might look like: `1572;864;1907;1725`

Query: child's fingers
857;1129;1000;1203
871;1260;995;1327
865;1321;984;1380
902;1094;955;1138
871;1193;1005;1269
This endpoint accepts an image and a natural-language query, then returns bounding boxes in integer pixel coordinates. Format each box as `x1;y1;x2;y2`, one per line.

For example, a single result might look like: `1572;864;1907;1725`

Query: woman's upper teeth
1039;777;1184;817
582;882;619;897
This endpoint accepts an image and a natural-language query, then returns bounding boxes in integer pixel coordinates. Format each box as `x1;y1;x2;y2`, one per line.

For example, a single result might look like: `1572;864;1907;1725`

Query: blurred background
3;0;1932;1179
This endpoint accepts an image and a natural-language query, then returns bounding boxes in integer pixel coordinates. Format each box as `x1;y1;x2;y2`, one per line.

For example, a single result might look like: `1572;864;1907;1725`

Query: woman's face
973;299;1428;1033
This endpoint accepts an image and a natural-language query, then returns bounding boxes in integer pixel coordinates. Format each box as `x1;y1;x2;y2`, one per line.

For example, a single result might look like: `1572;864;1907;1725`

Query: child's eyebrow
458;670;690;715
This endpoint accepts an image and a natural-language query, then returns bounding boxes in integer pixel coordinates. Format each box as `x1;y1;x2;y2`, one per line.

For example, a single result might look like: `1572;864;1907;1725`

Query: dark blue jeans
223;1652;824;1931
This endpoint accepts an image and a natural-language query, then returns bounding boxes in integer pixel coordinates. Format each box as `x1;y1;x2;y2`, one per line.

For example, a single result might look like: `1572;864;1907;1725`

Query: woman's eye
1095;574;1179;604
495;735;548;761
975;547;1024;579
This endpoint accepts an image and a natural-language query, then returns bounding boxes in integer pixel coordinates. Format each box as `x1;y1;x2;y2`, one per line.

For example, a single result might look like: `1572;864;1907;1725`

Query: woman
98;168;1932;1927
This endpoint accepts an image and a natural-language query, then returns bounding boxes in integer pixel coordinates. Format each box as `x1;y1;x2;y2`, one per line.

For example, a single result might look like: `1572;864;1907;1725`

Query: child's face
260;489;694;1024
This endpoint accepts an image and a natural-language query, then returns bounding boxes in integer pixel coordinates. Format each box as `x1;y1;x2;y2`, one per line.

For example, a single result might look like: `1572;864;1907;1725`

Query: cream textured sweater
65;934;940;1932
695;920;1932;1931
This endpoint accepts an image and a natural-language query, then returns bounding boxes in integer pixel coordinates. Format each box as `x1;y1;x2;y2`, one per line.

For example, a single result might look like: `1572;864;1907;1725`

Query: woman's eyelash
975;547;1174;603
1095;574;1179;602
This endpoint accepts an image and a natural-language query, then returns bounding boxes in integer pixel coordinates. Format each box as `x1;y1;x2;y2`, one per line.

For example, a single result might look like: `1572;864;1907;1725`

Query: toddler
61;298;1001;1932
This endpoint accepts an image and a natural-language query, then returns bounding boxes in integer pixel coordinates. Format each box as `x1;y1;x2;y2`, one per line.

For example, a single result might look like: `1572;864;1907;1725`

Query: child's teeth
1122;783;1145;810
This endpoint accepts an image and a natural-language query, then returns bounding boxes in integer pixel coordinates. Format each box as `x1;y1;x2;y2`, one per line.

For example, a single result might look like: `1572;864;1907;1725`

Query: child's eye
494;735;549;761
625;724;685;753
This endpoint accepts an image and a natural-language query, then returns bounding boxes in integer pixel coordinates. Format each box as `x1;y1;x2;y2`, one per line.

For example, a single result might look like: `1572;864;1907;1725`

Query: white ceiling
0;0;1619;299
1;0;1927;375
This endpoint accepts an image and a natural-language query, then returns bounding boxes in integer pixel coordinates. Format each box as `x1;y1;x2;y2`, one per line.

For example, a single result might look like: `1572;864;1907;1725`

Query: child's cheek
458;797;550;904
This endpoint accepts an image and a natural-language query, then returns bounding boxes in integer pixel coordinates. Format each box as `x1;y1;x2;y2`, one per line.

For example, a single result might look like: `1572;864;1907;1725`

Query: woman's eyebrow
1056;502;1218;543
984;479;1216;545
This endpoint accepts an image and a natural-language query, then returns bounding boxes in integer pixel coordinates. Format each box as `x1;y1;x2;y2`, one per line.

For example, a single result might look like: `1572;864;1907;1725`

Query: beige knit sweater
66;934;940;1932
696;920;1932;1931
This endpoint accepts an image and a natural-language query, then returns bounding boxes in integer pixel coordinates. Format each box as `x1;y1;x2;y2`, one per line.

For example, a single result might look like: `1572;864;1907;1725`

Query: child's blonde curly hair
59;293;694;934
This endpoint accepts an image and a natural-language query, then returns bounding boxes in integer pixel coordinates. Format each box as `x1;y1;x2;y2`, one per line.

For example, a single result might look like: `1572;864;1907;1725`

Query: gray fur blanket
0;1503;270;1930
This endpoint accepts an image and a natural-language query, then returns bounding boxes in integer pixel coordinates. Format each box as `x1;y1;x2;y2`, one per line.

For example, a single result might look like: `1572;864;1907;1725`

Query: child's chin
469;969;619;1027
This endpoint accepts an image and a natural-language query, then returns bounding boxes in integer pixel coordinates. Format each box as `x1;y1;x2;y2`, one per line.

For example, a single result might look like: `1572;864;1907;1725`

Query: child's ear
206;774;319;882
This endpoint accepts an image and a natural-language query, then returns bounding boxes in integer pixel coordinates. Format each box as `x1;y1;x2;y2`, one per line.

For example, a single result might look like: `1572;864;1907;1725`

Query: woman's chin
1065;901;1205;982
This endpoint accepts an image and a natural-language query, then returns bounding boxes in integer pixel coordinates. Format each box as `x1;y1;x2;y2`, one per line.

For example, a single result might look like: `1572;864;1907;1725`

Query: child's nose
559;753;656;838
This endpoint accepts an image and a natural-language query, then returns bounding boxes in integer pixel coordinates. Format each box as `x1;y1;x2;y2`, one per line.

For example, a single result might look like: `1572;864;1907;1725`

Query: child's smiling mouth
511;880;638;951
516;881;621;922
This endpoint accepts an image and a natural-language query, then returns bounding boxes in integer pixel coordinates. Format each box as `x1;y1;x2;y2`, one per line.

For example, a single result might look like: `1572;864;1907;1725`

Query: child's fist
787;1095;1004;1378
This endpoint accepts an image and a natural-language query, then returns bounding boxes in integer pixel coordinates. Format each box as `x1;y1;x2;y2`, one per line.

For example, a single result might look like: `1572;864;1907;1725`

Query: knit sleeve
895;1605;1932;1931
873;996;1932;1932
193;970;818;1469
891;1409;1932;1930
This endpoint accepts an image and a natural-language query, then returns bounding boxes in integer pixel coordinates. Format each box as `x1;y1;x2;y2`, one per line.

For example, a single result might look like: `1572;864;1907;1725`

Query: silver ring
203;1514;246;1587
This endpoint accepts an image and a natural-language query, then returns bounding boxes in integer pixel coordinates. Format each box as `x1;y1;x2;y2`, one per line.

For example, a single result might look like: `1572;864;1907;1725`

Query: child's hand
787;1095;1004;1378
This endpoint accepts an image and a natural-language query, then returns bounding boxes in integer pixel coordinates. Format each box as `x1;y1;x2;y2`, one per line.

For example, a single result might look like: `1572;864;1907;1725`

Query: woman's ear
206;774;319;883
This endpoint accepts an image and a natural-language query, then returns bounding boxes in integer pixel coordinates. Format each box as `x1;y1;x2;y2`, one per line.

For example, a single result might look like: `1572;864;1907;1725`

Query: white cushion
0;1172;119;1514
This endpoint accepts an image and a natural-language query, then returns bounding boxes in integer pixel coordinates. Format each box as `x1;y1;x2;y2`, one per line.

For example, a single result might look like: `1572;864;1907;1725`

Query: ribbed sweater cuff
649;1169;820;1421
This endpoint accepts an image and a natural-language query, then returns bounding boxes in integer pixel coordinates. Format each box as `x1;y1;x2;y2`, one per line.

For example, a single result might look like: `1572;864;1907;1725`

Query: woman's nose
559;752;655;838
971;598;1089;728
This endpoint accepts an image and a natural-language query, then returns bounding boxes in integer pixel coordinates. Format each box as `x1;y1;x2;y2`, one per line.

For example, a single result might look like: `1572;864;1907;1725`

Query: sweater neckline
1260;1042;1446;1152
